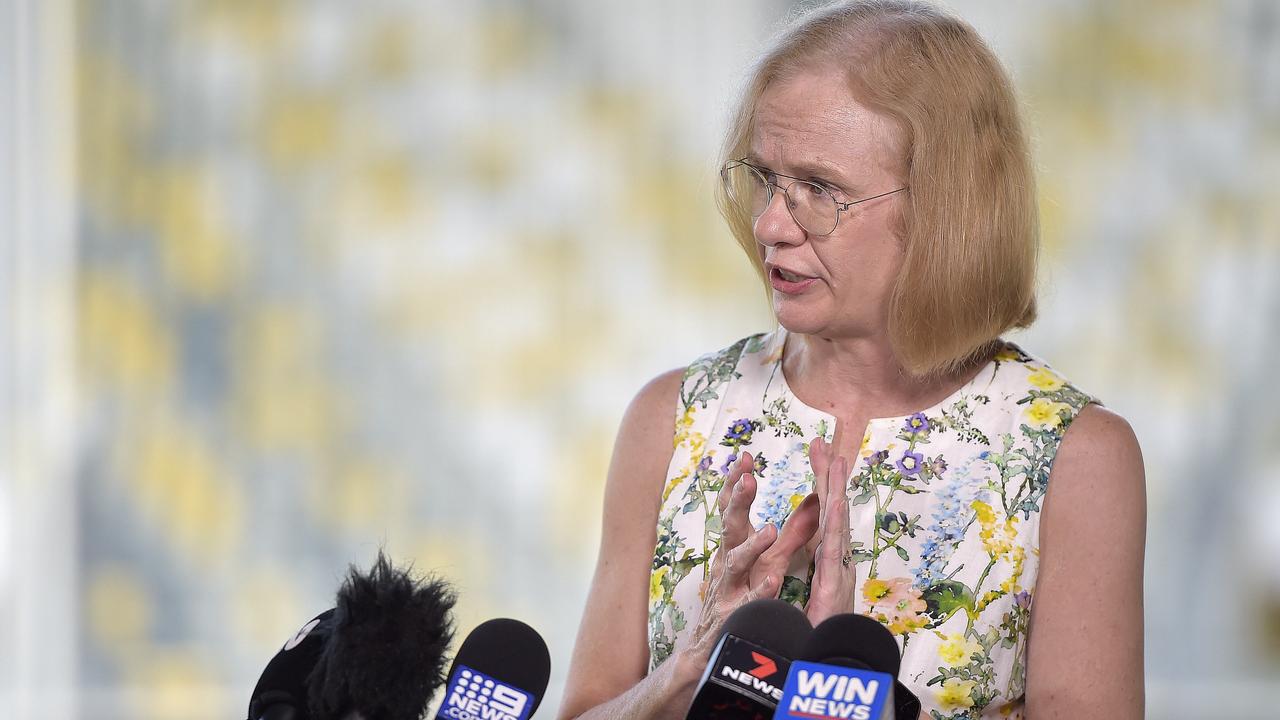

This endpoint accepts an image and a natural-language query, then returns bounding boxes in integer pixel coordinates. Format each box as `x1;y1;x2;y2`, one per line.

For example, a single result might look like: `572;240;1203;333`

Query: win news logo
438;666;532;720
773;661;892;720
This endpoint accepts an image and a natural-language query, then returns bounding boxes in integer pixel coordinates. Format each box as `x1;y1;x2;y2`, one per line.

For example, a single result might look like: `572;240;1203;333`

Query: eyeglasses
720;159;907;236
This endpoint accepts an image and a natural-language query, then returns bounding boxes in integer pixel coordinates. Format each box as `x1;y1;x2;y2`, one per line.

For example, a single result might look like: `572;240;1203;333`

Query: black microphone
434;618;552;720
247;609;337;720
684;599;814;720
777;614;920;720
247;552;456;720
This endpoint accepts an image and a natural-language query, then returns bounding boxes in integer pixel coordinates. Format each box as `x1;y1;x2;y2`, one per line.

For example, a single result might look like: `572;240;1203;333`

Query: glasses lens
786;180;839;236
722;162;770;217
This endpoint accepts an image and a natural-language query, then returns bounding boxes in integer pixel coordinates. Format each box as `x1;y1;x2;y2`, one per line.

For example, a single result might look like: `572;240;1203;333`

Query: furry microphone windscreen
306;551;457;720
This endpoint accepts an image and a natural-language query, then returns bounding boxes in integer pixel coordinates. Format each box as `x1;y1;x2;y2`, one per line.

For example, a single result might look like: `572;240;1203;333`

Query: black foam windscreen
448;618;552;714
717;598;813;658
798;614;901;677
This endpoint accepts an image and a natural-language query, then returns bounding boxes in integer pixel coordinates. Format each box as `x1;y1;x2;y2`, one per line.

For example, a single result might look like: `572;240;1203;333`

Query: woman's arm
1026;404;1146;718
559;368;696;720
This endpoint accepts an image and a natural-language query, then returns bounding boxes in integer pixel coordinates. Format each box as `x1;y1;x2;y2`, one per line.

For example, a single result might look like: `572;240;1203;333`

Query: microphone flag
771;661;893;720
437;664;534;720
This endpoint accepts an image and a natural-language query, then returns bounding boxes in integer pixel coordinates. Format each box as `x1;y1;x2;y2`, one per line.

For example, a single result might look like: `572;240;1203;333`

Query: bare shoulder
1041;403;1146;557
603;366;686;544
1046;404;1146;524
1057;403;1143;469
617;368;686;458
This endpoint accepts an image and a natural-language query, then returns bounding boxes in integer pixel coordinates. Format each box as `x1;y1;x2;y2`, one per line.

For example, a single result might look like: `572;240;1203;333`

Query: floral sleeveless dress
647;328;1094;719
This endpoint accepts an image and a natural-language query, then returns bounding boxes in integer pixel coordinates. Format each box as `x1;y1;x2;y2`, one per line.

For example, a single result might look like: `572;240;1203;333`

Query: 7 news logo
719;649;786;701
438;666;531;720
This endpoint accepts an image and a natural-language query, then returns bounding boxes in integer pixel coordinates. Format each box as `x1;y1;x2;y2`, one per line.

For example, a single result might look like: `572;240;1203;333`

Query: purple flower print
903;412;930;436
721;418;759;449
718;452;739;476
865;450;890;468
897;450;925;476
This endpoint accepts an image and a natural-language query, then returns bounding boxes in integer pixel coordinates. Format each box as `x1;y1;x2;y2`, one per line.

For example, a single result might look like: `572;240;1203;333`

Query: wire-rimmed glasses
720;159;907;236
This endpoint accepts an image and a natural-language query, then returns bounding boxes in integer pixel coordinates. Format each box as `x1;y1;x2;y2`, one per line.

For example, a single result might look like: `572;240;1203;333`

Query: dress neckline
762;327;1001;433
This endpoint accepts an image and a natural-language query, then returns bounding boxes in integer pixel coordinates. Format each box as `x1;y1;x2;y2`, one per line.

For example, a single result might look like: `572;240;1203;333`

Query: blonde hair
716;0;1038;377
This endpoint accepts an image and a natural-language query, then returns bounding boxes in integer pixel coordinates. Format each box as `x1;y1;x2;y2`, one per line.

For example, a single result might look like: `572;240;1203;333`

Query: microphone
247;609;337;720
772;614;920;720
434;618;552;720
685;599;814;720
246;552;456;720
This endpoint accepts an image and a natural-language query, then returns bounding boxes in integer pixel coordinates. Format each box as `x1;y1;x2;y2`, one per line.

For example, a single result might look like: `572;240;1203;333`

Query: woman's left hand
804;436;856;626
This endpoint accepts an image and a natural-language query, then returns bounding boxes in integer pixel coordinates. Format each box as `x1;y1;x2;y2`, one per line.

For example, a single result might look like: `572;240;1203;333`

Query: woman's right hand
681;451;821;663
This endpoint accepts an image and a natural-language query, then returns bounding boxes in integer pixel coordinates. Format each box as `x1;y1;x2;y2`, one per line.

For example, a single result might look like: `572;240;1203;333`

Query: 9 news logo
439;666;531;720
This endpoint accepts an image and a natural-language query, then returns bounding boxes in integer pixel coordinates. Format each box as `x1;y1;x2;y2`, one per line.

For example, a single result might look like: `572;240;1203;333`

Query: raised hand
804;436;857;625
683;452;820;660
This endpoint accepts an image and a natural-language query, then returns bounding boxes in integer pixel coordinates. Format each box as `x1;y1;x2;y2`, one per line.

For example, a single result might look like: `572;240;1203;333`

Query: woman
561;2;1145;718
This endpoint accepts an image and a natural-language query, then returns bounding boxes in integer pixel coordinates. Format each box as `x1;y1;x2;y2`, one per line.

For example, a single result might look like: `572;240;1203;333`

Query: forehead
749;68;901;179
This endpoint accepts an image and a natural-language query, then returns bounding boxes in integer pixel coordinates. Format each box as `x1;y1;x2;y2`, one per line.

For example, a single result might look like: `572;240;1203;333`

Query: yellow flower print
972;500;1019;557
649;566;669;603
662;468;689;503
938;633;982;667
858;432;871;458
673;406;695;445
789;493;806;511
937;677;976;711
1023;397;1069;428
994;346;1021;363
862;578;892;603
999;546;1026;597
1027;367;1064;391
673;406;707;458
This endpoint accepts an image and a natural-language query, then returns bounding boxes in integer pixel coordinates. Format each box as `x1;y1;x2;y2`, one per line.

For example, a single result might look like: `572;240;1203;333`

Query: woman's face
749;66;907;341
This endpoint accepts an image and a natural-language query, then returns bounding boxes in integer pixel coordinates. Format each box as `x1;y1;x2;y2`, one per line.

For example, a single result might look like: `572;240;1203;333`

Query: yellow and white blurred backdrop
2;0;1277;718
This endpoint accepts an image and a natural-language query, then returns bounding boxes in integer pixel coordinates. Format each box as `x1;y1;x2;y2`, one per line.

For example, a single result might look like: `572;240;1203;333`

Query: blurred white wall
1;0;1277;718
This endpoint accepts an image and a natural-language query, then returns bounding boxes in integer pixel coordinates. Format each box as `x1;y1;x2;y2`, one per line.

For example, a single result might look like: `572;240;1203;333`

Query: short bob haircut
716;0;1038;378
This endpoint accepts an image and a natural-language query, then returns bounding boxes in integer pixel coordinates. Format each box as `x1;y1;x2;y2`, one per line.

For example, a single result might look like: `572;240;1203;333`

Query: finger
725;521;777;582
825;454;848;509
743;568;782;603
768;492;820;562
716;452;754;512
822;457;847;535
720;469;758;551
808;437;831;500
820;458;851;564
832;457;850;532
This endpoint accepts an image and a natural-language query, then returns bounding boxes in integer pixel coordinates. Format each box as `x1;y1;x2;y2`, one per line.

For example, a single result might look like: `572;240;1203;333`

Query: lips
767;264;818;294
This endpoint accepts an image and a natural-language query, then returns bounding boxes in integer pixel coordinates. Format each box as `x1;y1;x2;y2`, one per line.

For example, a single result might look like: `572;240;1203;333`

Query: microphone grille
718;598;813;659
799;614;901;677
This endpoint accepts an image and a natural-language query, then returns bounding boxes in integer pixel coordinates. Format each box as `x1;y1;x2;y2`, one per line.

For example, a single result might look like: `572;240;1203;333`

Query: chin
773;296;834;337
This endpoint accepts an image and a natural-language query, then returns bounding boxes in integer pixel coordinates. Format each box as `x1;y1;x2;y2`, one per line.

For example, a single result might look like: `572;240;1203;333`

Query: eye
800;180;830;198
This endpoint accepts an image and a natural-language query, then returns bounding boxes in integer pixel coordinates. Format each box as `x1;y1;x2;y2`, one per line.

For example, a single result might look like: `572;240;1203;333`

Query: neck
781;328;969;418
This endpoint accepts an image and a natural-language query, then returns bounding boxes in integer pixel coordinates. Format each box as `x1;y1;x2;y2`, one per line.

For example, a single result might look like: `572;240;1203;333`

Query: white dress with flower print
647;328;1094;719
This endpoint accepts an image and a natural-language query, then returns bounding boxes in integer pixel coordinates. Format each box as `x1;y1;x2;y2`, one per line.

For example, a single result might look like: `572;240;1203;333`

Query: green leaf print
923;580;976;625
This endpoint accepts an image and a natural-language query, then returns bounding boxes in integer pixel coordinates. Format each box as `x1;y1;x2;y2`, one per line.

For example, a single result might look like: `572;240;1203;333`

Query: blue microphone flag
436;664;533;720
771;661;893;720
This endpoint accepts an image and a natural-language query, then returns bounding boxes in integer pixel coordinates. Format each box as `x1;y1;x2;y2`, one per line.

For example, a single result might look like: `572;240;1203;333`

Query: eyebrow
744;154;858;191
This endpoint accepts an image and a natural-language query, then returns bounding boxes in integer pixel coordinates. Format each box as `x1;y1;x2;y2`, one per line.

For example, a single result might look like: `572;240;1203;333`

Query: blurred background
1;0;1277;717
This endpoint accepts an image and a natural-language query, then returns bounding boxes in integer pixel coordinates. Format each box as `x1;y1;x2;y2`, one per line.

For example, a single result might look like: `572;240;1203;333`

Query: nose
753;188;806;248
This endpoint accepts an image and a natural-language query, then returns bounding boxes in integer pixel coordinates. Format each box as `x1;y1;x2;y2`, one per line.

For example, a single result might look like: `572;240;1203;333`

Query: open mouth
768;266;818;293
773;267;809;283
